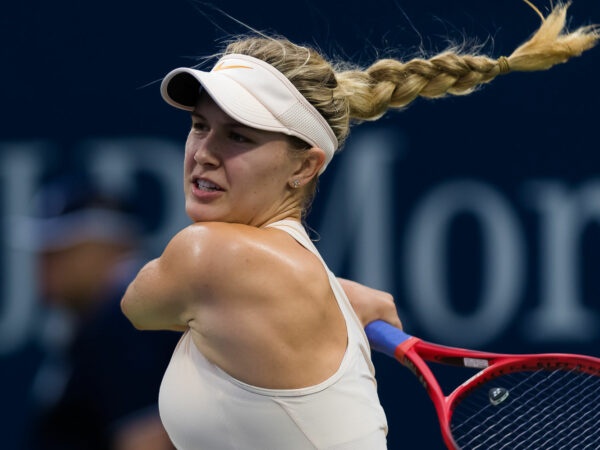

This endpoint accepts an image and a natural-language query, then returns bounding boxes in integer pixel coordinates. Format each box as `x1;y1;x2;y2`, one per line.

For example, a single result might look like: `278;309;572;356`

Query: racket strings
483;370;600;449
540;379;600;449
495;370;597;449
451;367;570;447
449;366;600;449
500;374;600;449
459;376;600;449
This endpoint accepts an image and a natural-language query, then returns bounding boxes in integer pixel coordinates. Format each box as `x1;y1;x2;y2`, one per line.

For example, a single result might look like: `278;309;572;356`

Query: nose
192;134;220;168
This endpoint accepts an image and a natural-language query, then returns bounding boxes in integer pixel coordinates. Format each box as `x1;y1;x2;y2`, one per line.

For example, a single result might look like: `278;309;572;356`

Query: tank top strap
265;220;325;263
265;219;370;348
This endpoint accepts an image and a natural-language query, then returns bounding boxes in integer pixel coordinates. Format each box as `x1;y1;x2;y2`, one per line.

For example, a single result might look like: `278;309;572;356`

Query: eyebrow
190;111;207;121
191;112;256;132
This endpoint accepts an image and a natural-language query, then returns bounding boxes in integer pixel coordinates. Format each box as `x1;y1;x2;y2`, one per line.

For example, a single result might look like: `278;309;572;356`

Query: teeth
196;179;220;191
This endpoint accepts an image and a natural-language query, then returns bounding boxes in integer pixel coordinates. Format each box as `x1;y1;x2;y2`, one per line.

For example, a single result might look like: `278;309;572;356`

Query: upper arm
121;225;213;331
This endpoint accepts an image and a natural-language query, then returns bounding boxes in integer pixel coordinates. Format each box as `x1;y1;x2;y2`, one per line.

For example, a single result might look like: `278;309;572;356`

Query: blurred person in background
23;174;179;450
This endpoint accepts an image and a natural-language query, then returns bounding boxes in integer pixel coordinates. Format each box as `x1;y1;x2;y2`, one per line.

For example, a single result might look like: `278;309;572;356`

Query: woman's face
183;93;302;227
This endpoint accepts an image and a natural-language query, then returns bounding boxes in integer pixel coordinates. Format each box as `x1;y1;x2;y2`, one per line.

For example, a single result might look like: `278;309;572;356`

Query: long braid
224;3;597;147
340;2;598;122
218;1;597;214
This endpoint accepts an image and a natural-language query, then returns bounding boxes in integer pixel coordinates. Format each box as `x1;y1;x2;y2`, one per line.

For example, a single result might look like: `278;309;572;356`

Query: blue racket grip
365;320;412;358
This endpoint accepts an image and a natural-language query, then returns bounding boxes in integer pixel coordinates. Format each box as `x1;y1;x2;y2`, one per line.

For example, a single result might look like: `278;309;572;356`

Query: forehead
192;93;303;146
193;92;237;122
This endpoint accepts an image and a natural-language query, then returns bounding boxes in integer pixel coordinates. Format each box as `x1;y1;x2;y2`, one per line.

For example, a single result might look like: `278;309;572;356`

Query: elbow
120;285;173;331
120;286;145;330
120;296;137;328
121;302;150;330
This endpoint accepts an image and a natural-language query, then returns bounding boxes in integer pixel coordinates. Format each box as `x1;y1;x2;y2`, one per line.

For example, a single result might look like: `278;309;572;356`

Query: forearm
337;277;402;329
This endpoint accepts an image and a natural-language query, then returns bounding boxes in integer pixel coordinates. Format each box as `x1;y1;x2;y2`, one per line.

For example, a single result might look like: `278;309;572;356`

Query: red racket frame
366;320;600;449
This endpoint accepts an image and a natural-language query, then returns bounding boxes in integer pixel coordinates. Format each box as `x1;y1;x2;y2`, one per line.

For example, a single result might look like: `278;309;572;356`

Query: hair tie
497;56;511;74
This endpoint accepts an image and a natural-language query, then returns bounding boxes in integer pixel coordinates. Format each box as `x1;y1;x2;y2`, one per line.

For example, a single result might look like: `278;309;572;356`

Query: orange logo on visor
212;62;253;71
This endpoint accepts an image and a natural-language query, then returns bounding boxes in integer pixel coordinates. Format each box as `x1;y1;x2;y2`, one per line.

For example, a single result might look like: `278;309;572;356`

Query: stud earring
292;179;301;189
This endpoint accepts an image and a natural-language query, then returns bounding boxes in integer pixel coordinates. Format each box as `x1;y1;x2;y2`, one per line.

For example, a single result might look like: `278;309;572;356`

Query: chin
185;204;205;223
185;205;222;223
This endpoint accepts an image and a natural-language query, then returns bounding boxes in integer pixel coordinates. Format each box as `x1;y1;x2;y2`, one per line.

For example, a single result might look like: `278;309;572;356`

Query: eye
229;131;251;144
192;121;209;133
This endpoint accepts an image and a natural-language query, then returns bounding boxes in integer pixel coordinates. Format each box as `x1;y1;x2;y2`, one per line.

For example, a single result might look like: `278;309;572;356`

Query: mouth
194;178;224;192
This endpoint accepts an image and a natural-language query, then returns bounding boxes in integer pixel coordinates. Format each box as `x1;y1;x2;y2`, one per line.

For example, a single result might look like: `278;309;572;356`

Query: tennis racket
365;320;600;449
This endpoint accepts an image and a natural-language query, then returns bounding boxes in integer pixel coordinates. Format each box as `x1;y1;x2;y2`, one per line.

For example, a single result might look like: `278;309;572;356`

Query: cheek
248;150;291;182
242;168;288;207
183;137;195;171
237;161;280;192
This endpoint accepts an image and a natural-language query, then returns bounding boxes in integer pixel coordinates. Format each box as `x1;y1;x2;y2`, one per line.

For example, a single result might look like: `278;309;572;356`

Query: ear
288;147;326;189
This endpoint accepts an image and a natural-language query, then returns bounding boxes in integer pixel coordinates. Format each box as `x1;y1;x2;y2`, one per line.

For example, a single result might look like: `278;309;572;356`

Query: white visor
160;53;338;174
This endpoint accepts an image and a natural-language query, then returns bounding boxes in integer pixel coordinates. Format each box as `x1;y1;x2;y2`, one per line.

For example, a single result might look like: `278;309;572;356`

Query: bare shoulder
122;221;323;332
169;221;291;261
169;221;321;286
170;222;345;388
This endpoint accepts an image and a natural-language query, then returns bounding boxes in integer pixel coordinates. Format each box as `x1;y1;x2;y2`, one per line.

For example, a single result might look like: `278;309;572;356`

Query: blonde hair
223;1;598;151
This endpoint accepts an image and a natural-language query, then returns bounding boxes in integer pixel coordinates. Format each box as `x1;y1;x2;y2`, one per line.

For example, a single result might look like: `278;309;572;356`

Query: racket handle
365;320;412;357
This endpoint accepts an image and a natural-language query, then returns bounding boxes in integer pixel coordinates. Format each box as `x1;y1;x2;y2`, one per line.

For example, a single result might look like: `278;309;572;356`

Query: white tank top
158;220;388;449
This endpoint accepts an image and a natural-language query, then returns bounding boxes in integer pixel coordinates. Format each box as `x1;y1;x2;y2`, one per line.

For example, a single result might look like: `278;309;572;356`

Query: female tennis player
121;3;598;448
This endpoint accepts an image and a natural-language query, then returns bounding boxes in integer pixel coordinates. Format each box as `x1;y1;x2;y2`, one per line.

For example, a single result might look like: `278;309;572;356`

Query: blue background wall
2;0;600;448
